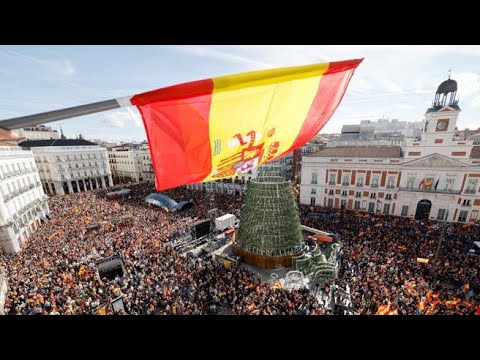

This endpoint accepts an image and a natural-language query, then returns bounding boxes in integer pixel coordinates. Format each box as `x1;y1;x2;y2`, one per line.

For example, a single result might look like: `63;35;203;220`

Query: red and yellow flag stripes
131;59;362;190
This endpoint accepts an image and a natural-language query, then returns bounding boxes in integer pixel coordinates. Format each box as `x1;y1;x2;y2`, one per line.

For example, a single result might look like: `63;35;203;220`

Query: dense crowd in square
1;182;478;315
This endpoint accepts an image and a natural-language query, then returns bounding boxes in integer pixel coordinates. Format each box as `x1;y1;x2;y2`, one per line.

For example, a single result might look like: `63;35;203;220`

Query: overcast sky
1;45;479;142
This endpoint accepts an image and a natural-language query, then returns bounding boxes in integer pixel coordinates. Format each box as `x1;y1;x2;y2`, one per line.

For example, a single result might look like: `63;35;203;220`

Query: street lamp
431;210;449;277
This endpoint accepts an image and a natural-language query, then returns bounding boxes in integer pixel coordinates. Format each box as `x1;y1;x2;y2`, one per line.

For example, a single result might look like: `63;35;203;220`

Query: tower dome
427;75;460;113
436;78;457;94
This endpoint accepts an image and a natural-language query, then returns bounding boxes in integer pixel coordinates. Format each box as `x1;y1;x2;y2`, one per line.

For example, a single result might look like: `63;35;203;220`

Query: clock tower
421;75;461;145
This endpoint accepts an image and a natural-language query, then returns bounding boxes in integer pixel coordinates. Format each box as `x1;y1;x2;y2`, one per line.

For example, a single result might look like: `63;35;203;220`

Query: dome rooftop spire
436;78;457;95
427;72;460;113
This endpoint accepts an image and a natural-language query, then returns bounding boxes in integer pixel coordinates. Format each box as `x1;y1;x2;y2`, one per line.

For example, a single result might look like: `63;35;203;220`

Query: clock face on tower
436;119;449;131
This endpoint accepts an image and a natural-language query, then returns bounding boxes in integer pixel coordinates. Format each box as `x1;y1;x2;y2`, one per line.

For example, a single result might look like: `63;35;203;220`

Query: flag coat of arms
131;59;362;190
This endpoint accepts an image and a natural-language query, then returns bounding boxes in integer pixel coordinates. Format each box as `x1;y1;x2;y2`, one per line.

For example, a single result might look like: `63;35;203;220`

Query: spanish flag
376;304;391;315
131;59;362;190
96;305;108;315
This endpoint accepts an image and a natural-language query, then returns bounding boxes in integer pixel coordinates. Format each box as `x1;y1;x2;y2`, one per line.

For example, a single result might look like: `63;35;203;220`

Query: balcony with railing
370;184;379;188
399;187;461;195
356;183;364;187
464;189;476;195
341;182;350;186
328;181;336;185
386;185;395;189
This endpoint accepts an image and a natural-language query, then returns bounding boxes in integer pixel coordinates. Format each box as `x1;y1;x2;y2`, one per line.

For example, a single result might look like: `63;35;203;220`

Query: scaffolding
236;165;303;257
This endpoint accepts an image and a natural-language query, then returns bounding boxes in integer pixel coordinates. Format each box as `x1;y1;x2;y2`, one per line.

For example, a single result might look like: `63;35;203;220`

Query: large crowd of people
1;181;478;315
302;205;480;315
0;183;322;315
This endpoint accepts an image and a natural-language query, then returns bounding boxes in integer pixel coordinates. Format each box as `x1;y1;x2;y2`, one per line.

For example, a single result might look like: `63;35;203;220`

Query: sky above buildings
1;45;480;142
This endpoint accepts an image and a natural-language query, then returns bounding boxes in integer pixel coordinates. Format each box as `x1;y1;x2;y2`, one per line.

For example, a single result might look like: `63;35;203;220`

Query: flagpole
0;96;132;130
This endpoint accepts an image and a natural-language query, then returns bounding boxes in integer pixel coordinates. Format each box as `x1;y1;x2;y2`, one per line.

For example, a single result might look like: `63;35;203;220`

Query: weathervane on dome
448;68;452;80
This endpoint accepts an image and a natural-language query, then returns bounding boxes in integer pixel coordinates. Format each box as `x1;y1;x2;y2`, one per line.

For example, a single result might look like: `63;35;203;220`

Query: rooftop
308;146;403;158
19;139;97;148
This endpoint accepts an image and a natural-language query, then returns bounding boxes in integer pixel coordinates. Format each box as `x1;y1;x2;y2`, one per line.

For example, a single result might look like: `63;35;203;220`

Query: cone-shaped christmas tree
235;165;303;266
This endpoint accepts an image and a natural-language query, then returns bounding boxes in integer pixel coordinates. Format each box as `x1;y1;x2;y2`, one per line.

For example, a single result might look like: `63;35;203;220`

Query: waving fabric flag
131;59;362;190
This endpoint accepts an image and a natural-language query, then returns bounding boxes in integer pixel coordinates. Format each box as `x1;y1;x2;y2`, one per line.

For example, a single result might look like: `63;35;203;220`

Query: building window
341;199;347;208
328;189;334;195
471;210;478;221
310;197;316;206
406;177;415;189
383;203;390;215
370;193;376;199
329;173;336;185
371;175;379;188
327;198;333;208
311;172;318;185
385;194;392;200
342;174;350;186
458;210;468;222
401;205;409;217
462;199;471;206
437;209;447;221
355;191;361;198
311;188;316;195
368;202;375;213
356;177;364;187
443;178;454;191
386;176;395;189
354;200;360;210
341;190;348;197
465;179;478;194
